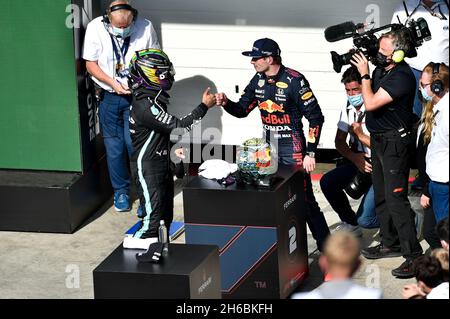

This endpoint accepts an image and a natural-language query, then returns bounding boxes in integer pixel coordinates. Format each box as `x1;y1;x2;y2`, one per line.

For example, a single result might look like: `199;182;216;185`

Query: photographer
320;67;378;235
351;30;423;279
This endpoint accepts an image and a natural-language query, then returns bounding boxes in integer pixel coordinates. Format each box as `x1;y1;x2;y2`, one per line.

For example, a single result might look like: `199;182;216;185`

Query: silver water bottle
158;220;169;254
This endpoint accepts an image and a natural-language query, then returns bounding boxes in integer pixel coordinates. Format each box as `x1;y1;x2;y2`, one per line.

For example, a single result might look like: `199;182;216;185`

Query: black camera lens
331;50;360;73
345;170;372;200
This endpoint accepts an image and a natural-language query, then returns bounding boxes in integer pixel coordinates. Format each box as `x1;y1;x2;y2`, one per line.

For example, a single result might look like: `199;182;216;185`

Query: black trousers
279;155;330;252
371;131;422;258
130;159;174;239
304;171;330;251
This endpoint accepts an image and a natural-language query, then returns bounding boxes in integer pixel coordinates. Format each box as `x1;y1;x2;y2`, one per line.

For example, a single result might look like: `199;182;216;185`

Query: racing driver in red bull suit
216;38;330;251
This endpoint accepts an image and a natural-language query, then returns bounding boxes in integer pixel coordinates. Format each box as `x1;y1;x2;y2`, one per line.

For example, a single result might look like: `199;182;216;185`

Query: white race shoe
123;236;158;250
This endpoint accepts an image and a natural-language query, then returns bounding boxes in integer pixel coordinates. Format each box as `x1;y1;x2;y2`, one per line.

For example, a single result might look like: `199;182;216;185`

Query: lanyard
407;1;448;21
110;34;131;72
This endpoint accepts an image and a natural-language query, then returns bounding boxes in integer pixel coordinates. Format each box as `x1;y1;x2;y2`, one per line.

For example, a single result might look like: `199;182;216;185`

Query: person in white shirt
291;231;383;299
82;0;160;212
392;0;449;117
420;62;449;222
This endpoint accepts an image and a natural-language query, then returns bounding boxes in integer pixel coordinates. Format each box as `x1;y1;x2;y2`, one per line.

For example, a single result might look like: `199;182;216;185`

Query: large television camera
324;18;431;73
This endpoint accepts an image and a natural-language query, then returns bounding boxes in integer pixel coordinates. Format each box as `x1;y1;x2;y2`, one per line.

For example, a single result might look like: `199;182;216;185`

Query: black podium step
183;166;309;299
0;156;112;233
93;243;221;299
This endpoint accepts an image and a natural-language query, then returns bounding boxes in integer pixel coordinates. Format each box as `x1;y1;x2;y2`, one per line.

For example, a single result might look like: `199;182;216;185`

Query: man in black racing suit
123;48;216;250
216;38;330;251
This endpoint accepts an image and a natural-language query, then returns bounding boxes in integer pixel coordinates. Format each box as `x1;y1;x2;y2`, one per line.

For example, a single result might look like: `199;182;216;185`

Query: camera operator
392;0;449;118
351;30;423;279
320;67;378;236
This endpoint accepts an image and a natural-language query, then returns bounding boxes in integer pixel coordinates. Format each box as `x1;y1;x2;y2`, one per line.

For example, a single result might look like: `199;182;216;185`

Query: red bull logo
259;100;285;113
262;114;291;125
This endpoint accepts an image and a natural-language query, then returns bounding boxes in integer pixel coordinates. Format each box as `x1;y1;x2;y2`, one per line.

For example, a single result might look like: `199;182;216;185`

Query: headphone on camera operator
375;31;410;70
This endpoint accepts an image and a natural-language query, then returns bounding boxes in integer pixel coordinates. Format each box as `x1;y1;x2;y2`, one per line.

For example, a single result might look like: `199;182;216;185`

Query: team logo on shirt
151;105;160;116
262;113;291;125
303;97;316;106
276;82;289;89
258;79;265;87
301;92;313;101
259;100;285;113
299;87;309;95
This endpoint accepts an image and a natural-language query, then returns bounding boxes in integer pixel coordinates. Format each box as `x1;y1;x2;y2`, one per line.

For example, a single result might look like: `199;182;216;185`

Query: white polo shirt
426;93;449;183
83;16;160;92
391;0;449;71
337;103;371;157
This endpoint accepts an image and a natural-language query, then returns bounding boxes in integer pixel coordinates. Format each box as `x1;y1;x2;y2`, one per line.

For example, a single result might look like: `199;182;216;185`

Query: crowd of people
83;0;449;298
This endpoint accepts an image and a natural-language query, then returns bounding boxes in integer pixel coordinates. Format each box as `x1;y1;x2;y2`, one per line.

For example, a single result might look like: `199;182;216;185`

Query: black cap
242;38;281;58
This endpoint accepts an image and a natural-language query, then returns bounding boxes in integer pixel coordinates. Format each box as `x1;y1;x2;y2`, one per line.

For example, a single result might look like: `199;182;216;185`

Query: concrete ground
0;165;425;299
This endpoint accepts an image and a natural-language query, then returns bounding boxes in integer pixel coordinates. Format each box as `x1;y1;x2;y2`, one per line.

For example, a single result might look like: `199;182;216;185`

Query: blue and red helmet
128;48;176;91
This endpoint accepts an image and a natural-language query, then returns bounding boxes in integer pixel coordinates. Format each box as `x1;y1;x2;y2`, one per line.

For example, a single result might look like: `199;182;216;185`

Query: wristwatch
306;152;315;158
361;74;371;81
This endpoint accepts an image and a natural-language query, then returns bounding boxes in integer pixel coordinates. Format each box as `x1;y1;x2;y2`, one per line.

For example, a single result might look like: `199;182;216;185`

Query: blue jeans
429;181;449;222
320;163;379;228
99;92;133;194
356;186;379;229
411;67;423;118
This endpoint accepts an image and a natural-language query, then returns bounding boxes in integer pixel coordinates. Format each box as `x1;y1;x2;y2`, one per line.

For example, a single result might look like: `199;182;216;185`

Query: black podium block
93;243;221;299
183;165;309;299
0;156;112;233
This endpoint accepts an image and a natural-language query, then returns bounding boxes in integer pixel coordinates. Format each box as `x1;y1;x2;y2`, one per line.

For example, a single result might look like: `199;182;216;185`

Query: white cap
160;220;165;226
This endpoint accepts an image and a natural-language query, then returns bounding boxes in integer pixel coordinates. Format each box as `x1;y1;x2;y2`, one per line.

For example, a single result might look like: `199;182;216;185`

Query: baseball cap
242;38;281;58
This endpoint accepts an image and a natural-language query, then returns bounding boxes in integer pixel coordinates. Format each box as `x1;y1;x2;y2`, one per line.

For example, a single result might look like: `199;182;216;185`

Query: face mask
112;25;132;38
420;87;433;101
374;52;391;68
347;94;364;107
